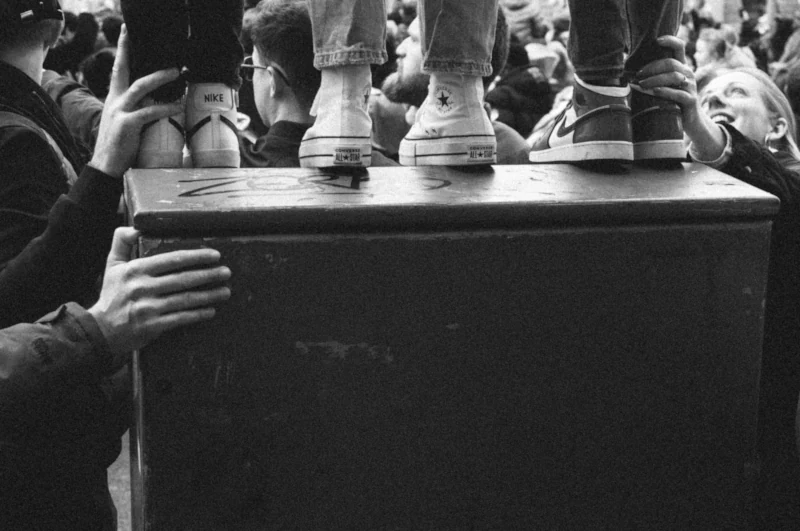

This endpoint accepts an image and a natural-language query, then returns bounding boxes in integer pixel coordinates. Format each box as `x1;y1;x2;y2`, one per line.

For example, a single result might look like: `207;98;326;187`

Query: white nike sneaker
299;65;373;168
399;73;496;166
529;75;633;163
185;83;241;168
137;97;185;169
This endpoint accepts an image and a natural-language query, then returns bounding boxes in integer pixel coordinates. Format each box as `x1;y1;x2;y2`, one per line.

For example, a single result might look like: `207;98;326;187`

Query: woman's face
699;72;775;144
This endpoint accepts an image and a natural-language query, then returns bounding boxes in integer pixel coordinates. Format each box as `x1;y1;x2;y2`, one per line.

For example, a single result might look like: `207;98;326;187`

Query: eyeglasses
240;55;292;87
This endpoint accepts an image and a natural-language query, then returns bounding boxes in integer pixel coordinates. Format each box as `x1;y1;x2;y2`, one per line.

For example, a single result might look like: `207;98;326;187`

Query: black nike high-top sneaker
529;75;633;163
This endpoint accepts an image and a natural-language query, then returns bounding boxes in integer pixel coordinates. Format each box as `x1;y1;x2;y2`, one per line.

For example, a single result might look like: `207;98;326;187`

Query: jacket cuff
68;164;123;214
38;302;114;374
689;125;733;168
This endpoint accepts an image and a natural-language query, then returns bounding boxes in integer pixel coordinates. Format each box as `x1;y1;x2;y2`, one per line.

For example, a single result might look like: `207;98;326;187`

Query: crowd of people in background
4;0;800;529
41;0;800;159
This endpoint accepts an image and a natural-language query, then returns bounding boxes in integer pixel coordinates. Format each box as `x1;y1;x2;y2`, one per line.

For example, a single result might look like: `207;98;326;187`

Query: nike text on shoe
137;97;185;169
529;76;633;163
399;73;496;166
630;83;686;163
185;83;241;168
299;65;373;168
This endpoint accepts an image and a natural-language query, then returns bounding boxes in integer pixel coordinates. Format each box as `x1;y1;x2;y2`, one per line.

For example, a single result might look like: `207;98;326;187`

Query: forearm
0;165;122;327
685;113;727;163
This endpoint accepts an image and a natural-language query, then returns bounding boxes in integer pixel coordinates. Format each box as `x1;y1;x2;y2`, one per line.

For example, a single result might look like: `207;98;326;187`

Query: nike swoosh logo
556;103;631;138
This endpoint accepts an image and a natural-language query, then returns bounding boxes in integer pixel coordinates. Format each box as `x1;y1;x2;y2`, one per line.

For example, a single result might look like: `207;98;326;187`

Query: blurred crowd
45;0;800;151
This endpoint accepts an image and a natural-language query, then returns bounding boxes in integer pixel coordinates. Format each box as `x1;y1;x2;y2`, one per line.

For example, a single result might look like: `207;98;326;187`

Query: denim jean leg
120;0;187;101
420;0;498;76
567;0;627;82
624;0;683;79
185;0;245;89
307;0;388;68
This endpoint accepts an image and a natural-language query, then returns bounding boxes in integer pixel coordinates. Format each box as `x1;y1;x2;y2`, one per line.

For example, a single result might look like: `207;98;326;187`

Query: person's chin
381;72;428;108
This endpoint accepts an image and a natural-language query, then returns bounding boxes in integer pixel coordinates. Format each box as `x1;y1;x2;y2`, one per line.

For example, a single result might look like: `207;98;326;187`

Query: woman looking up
636;36;800;530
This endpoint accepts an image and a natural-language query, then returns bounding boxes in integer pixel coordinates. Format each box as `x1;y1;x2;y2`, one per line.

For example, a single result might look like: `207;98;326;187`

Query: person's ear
268;67;290;97
268;68;278;98
767;117;789;143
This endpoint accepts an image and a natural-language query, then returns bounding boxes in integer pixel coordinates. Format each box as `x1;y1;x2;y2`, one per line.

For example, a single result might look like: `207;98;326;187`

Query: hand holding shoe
89;24;184;178
634;35;725;162
633;37;704;138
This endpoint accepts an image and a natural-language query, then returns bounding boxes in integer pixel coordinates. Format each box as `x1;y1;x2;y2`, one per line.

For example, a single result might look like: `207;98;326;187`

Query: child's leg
626;0;685;163
300;0;388;168
184;0;245;168
529;0;634;164
121;0;187;168
399;0;499;166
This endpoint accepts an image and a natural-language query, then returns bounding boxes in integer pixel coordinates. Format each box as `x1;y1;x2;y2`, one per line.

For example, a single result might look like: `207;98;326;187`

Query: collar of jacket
0;60;85;173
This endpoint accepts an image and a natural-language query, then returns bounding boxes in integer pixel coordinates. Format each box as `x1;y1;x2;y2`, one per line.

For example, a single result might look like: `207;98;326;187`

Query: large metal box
125;164;778;530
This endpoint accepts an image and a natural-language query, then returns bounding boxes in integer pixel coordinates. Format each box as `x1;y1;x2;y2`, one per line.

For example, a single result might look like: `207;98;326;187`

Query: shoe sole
399;136;496;166
299;138;372;168
634;139;686;162
529;141;633;163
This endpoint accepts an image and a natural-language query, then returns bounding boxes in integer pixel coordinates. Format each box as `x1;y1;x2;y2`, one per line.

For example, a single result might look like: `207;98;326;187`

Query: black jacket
0;61;116;326
0;61;126;530
716;124;800;528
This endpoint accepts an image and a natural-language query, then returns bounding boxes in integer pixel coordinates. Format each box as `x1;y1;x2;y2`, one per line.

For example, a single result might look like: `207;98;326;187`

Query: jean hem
422;60;491;77
314;50;387;68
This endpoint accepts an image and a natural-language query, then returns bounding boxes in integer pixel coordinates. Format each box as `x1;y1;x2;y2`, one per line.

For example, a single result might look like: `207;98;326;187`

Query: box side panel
132;222;770;530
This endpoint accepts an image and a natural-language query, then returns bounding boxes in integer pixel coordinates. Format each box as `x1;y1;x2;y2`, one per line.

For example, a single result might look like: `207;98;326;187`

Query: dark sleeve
0;303;112;405
0;303;128;472
718;123;800;208
41;70;104;151
0;164;122;328
0;127;69;268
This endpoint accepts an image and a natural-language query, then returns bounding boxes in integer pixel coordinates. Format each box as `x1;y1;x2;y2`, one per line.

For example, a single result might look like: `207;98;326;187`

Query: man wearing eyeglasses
239;0;397;168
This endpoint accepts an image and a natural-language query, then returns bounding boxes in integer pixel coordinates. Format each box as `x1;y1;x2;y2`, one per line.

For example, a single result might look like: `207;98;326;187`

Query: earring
764;133;775;152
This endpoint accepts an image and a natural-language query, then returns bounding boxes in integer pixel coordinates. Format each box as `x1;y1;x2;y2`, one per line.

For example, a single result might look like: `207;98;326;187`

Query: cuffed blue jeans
121;0;244;102
419;0;499;77
307;0;498;76
568;0;683;82
307;0;388;68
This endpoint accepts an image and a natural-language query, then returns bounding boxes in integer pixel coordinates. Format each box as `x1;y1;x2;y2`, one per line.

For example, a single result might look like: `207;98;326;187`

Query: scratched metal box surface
126;165;777;530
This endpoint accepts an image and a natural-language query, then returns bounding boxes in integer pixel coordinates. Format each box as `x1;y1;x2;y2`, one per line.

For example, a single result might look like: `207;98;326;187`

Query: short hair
101;15;122;47
486;6;510;89
245;0;320;108
0;1;63;48
63;10;77;33
79;47;115;99
73;11;98;45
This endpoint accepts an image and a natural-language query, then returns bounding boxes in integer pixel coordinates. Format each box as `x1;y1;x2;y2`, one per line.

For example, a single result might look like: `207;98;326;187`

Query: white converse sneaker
299;65;373;168
136;97;185;169
399;73;496;166
185;83;241;168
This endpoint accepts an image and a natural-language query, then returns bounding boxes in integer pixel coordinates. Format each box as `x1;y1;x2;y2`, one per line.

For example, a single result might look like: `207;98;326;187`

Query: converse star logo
434;86;454;114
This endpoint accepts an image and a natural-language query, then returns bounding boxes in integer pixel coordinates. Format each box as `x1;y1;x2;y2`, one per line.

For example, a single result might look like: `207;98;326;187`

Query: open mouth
709;112;734;124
